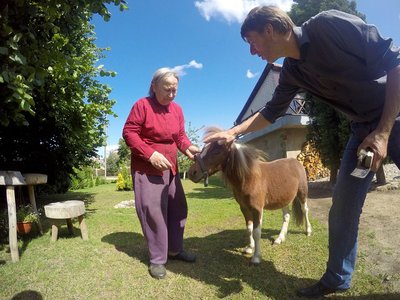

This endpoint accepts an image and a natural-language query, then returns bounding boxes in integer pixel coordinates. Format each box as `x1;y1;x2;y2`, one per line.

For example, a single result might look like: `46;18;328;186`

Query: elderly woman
123;68;200;279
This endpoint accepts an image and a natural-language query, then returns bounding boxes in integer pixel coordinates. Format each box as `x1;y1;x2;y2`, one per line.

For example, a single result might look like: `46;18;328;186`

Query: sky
91;0;400;157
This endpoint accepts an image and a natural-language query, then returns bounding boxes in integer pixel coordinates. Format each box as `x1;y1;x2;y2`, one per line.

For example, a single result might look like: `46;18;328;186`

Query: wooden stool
44;200;88;241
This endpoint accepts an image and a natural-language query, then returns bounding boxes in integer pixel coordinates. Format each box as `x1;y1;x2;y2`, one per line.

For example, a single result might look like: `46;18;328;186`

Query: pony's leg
274;206;290;245
239;204;254;254
301;200;312;236
251;209;263;264
244;221;254;254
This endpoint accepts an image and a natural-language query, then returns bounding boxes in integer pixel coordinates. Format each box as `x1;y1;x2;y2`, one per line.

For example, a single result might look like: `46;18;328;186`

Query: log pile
297;141;330;181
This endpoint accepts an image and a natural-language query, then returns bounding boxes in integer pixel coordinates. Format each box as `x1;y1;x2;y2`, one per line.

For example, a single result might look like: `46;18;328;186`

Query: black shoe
149;263;166;279
296;281;348;298
168;251;196;263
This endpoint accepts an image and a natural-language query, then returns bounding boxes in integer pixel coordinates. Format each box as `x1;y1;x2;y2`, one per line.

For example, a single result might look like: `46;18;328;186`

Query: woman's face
152;75;178;106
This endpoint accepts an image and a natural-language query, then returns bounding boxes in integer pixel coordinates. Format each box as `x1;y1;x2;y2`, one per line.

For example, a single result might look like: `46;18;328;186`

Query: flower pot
17;222;33;234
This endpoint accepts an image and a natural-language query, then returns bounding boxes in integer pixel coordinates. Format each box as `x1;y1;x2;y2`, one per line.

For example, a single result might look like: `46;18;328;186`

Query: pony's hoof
273;238;283;245
250;256;261;264
243;246;254;255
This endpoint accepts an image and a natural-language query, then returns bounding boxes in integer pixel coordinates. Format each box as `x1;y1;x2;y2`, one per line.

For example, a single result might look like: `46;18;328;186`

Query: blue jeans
321;116;400;289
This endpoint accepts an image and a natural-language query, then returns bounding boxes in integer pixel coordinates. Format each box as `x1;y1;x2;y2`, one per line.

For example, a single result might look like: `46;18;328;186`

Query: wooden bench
44;200;88;241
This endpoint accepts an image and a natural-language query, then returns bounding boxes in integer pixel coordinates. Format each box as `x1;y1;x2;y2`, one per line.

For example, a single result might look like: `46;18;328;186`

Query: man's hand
185;145;201;160
149;151;172;171
203;131;236;144
358;130;389;172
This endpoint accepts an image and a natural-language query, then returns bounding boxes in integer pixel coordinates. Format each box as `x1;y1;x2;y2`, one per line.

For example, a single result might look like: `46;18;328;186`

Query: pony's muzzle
188;165;202;182
188;163;208;186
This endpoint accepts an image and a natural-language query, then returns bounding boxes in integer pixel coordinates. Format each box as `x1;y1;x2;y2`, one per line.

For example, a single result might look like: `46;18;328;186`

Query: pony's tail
292;196;305;227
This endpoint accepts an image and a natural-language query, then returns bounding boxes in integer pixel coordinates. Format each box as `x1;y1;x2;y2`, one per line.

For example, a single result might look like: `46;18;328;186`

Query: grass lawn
0;176;397;299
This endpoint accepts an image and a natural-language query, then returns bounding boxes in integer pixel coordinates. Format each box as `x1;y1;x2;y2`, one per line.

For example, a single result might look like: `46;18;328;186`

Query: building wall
239;68;280;121
245;127;308;160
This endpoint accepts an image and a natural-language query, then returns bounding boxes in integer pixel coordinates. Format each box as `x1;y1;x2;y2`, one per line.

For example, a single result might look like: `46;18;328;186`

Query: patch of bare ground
307;164;400;292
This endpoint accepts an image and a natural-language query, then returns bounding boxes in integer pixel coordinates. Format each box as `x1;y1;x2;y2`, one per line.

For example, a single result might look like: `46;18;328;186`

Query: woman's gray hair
148;68;180;98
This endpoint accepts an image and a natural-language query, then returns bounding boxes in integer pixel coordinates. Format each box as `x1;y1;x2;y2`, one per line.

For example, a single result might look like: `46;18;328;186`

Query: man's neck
285;30;301;60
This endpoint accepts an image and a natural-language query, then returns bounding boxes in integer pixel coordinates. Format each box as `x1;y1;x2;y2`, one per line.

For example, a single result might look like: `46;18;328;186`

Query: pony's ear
217;139;234;147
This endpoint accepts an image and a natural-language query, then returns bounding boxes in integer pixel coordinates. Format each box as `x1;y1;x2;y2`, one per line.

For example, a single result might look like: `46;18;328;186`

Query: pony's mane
201;127;268;190
201;126;268;190
223;143;267;188
202;126;224;141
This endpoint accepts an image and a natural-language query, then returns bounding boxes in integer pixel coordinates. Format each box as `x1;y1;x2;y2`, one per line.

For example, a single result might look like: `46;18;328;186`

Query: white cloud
171;60;204;76
195;0;293;23
246;69;259;78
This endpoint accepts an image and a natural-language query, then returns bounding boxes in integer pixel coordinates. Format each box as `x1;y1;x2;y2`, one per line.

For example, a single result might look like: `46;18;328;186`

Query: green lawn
0;177;398;299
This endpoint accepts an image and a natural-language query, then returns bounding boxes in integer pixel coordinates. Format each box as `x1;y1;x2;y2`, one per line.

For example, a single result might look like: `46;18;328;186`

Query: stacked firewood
297;141;330;181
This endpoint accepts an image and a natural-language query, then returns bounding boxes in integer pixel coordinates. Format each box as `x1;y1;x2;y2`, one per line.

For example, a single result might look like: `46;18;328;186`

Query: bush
70;166;106;190
116;166;133;191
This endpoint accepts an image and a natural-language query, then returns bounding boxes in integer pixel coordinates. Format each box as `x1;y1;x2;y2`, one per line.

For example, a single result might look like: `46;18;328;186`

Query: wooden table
0;171;47;262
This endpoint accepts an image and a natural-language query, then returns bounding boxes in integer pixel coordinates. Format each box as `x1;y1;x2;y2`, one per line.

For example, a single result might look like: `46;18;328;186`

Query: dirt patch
307;179;400;292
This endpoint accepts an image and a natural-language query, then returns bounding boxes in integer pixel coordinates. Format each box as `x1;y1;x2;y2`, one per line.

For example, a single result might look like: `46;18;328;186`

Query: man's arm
359;65;400;171
204;112;271;143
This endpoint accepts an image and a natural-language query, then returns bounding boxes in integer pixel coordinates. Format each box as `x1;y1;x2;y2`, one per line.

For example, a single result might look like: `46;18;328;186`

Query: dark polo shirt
261;9;400;123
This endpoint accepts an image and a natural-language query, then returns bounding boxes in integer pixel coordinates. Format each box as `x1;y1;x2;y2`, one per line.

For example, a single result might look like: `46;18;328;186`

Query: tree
117;138;130;167
178;122;201;179
289;0;363;183
106;151;120;176
0;0;127;192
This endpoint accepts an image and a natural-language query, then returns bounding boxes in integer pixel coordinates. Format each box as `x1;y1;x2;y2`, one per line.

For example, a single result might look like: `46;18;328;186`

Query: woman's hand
149;151;172;170
185;145;201;160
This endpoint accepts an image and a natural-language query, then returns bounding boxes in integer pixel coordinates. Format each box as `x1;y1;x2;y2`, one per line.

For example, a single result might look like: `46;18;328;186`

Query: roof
234;63;308;125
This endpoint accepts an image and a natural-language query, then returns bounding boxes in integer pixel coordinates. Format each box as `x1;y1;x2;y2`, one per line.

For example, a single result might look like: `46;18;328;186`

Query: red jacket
123;97;191;176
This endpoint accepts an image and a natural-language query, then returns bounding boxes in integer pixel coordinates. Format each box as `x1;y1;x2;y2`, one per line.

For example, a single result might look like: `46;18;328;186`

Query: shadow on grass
186;176;234;200
102;229;400;299
11;290;43;300
101;231;148;263
185;187;233;200
102;229;366;299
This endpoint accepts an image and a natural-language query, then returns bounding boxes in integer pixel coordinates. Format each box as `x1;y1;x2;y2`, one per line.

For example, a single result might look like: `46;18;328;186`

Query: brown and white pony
188;127;312;264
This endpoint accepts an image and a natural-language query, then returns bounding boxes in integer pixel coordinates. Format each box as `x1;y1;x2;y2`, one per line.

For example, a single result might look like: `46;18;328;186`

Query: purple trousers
133;170;188;265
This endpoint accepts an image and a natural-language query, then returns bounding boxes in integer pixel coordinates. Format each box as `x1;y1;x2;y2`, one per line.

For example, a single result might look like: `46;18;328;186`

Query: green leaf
9;52;27;64
8;41;18;50
1;71;9;83
12;33;23;43
119;4;128;12
0;47;8;55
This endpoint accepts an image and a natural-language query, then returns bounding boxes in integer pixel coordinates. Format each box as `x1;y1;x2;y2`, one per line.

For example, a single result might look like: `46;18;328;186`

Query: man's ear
264;23;274;36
